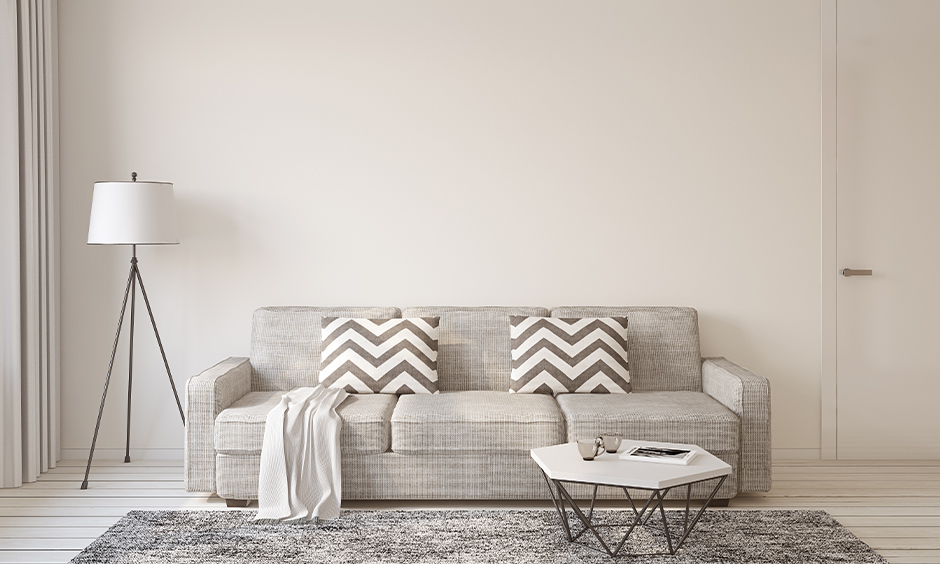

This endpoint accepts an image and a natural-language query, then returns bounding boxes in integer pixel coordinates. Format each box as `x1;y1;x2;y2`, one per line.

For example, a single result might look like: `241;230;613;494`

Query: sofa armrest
184;357;251;493
702;357;771;493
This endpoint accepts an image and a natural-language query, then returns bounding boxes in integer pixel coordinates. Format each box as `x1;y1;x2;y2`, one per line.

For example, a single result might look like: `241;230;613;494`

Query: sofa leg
225;498;251;508
709;498;730;507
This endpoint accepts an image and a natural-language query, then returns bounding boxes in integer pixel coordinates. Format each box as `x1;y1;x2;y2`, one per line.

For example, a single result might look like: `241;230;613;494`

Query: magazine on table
620;446;697;465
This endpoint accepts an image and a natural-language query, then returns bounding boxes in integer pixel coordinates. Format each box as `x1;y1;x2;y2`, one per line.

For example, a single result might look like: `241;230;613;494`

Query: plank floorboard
0;528;108;539
54;460;182;467
0;551;79;564
0;489;206;498
1;539;89;551
868;538;940;550
848;526;940;538
0;497;217;508
839;516;940;527
43;466;182;475
879;550;940;564
1;460;938;563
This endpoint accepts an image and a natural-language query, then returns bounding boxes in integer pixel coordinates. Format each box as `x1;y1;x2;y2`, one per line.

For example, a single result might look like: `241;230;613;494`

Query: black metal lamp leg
134;264;185;424
80;261;136;490
124;258;137;464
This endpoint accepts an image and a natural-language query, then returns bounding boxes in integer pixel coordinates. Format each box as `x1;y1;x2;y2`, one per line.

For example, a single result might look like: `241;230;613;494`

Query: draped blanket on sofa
255;386;348;522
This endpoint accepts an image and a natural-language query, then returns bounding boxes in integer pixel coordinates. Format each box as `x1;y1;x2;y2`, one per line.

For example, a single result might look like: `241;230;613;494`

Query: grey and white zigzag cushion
319;317;440;394
510;316;630;394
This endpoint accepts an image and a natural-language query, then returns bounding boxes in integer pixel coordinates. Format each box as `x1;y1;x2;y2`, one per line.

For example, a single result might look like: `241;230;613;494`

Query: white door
837;0;940;459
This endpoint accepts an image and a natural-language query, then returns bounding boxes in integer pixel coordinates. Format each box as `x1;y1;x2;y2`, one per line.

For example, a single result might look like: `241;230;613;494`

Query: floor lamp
81;173;185;490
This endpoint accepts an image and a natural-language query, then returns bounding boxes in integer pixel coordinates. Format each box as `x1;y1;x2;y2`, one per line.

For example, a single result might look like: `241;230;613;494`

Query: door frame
820;0;838;460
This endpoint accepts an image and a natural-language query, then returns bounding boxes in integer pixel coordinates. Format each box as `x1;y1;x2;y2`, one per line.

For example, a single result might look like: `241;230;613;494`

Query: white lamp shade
87;181;179;245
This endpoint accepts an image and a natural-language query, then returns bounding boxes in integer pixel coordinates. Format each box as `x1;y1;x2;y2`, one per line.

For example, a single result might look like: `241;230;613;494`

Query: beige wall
58;1;822;459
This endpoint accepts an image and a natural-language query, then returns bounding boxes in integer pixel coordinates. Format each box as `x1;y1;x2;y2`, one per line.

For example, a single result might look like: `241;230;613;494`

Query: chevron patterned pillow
319;317;440;394
509;316;630;394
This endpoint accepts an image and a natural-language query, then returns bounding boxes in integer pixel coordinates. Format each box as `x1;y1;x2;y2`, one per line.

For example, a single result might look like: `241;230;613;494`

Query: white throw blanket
255;385;348;522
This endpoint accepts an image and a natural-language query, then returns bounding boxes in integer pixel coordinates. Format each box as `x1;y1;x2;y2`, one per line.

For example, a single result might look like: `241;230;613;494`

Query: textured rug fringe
253;516;321;526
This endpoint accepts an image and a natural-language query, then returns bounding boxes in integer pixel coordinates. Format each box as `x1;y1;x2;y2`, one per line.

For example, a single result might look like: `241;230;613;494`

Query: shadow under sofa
184;306;771;504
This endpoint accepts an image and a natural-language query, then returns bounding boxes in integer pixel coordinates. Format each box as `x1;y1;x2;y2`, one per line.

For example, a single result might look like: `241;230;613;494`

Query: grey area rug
70;509;888;564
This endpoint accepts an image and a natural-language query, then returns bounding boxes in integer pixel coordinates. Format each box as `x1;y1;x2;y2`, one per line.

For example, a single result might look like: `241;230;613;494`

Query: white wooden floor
0;459;938;563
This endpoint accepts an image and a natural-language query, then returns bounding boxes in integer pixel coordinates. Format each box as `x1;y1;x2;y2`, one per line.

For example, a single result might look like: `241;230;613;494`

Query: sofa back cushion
550;306;702;392
401;306;550;391
250;306;401;391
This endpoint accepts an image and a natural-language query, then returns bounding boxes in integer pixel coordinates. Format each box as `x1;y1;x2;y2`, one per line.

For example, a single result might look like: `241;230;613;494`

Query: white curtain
0;0;60;488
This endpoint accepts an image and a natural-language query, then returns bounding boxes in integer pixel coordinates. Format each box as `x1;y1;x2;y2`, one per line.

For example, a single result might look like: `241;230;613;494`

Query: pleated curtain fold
0;0;60;488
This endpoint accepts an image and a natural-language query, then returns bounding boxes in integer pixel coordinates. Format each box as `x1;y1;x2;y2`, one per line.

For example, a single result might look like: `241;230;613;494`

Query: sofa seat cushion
390;391;565;454
556;391;739;454
214;391;397;455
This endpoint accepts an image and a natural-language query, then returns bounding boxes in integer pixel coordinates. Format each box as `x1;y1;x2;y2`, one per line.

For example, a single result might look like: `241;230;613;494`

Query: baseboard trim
60;448;184;461
772;448;821;460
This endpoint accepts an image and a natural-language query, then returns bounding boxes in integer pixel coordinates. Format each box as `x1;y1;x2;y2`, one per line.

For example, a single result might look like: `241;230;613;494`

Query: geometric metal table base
539;469;728;558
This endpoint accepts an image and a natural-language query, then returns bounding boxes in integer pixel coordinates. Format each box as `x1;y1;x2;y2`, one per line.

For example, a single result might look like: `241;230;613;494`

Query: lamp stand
81;245;185;489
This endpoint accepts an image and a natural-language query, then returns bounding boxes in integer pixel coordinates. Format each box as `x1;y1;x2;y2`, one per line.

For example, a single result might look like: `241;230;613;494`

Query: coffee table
530;439;731;557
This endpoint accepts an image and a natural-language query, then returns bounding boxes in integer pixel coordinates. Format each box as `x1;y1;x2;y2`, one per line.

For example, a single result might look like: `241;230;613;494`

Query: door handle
842;268;873;277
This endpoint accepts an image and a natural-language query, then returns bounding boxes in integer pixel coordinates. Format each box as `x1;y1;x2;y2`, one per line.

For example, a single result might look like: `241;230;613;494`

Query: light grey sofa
185;306;771;505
